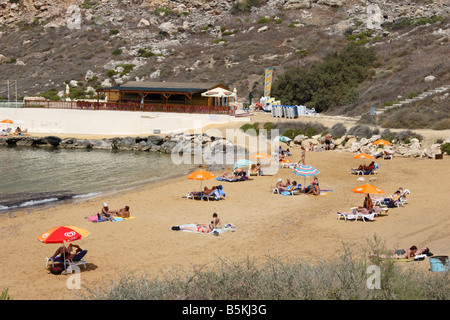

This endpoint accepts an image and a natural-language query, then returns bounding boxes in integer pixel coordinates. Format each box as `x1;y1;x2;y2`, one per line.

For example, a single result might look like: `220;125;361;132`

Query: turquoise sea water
0;146;195;212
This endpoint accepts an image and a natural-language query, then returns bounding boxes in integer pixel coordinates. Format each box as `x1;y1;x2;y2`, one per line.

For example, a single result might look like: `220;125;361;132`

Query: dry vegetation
0;5;448;128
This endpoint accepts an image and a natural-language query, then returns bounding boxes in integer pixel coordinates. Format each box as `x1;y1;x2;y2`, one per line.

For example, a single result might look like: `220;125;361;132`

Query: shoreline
1;116;449;300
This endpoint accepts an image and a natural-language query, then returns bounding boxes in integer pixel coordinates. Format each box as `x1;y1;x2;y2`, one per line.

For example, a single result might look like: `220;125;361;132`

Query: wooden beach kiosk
24;81;235;115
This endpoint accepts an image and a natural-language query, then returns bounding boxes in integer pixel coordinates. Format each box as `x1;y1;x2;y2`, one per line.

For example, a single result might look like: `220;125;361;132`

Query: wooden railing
24;100;234;115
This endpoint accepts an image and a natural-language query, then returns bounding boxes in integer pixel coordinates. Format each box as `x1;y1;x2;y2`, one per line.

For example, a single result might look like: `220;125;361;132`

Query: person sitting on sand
98;202;117;221
197;212;222;229
116;206;130;218
305;181;320;195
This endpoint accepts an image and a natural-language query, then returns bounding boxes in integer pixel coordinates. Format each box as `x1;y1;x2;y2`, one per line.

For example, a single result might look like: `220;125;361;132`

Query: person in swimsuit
50;243;82;261
116;206;130;218
171;213;222;233
99;202;118;221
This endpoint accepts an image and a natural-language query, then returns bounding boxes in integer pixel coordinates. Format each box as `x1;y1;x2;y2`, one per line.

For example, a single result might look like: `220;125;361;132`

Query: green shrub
231;0;267;15
257;17;271;24
37;88;60;101
271;43;376;112
441;143;450;155
109;29;119;36
106;69;118;77
112;49;122;56
240;122;260;135
81;0;98;9
1;288;12;300
152;6;172;16
117;64;135;76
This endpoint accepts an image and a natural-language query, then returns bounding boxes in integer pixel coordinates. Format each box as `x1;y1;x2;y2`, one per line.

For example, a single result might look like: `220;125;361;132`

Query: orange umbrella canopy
187;170;216;181
353;153;375;159
352;184;385;194
38;225;90;244
1;119;13;124
373;139;392;146
250;152;271;159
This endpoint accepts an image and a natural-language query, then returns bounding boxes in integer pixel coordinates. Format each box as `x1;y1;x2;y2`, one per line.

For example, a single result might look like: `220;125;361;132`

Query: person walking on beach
300;146;306;165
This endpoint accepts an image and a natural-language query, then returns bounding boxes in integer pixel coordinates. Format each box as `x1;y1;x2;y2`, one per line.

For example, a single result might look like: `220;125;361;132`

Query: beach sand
1;115;449;300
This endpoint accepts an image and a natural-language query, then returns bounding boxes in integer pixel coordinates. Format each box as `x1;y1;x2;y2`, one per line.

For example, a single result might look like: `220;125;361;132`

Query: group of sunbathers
273;176;320;195
219;169;246;180
372;187;405;208
273;178;299;193
97;202;131;221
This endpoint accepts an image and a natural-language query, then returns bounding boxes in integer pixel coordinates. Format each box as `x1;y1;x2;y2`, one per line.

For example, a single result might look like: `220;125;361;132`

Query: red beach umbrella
38;225;90;244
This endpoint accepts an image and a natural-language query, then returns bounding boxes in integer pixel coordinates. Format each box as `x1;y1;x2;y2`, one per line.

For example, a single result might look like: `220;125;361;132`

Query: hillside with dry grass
0;0;449;128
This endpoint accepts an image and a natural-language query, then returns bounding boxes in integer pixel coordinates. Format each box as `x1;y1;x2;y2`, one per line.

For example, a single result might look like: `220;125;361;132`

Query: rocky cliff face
0;0;449;114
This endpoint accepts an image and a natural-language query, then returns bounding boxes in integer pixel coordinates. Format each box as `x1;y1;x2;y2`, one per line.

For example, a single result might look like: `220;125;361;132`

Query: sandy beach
1;114;449;300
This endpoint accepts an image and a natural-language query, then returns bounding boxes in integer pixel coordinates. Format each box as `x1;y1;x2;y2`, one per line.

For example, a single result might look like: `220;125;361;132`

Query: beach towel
308;191;330;197
216;176;247;182
87;215;124;222
170;223;236;235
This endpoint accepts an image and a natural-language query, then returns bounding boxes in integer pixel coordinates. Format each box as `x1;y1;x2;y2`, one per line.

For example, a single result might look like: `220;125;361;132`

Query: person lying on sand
171;213;223;234
377;246;429;259
220;169;243;179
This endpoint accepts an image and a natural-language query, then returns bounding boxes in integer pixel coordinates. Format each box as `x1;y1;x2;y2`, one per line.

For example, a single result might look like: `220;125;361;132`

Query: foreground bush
83;241;449;300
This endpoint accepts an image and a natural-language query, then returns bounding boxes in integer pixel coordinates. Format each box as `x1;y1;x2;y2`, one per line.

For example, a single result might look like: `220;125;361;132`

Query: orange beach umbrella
250;152;271;159
187;170;216;181
353;153;375;159
1;119;13;124
352;184;384;195
187;170;216;190
373;139;392;146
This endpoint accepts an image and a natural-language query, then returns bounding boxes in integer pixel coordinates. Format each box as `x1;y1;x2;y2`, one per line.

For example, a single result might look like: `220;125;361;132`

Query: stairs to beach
374;84;450;115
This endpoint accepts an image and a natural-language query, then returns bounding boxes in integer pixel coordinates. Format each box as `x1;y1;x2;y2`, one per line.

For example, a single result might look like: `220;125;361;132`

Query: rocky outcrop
0;133;249;160
291;133;448;159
